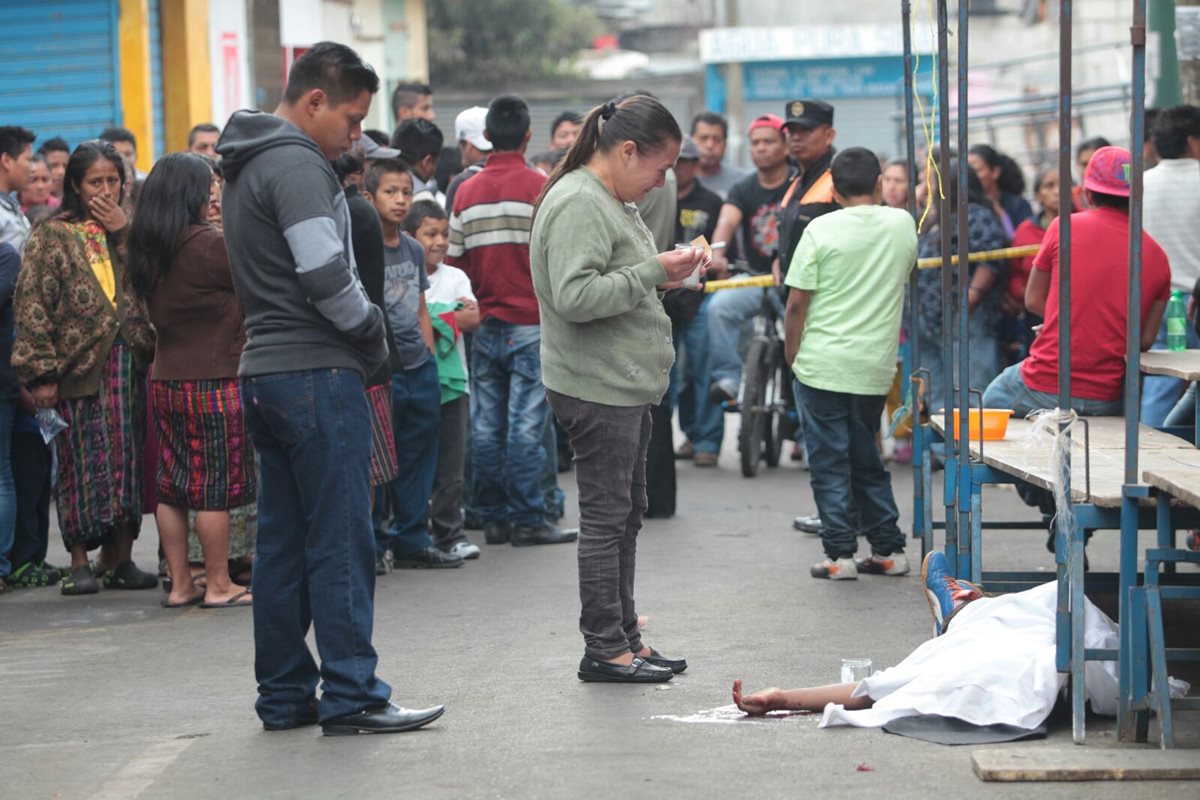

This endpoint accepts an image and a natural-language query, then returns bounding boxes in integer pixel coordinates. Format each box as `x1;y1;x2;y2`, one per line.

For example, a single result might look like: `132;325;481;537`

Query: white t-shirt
1143;158;1200;293
425;263;476;382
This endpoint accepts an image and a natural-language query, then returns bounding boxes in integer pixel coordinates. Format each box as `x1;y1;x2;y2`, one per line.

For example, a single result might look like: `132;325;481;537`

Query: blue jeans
0;400;15;577
1141;318;1200;425
706;280;761;390
243;369;391;726
380;359;440;558
1165;383;1196;429
916;313;1003;412
796;381;905;560
470;319;547;528
982;362;1123;417
674;297;724;454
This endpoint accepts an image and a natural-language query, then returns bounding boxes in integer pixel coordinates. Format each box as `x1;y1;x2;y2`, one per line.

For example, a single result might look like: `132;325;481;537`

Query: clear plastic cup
840;658;873;684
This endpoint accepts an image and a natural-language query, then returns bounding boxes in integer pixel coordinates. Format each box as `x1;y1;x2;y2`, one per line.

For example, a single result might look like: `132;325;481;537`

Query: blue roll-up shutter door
149;0;165;158
0;1;121;147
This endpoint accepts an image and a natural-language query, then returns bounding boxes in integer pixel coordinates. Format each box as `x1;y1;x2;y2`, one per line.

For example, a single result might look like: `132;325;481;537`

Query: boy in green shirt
783;147;918;581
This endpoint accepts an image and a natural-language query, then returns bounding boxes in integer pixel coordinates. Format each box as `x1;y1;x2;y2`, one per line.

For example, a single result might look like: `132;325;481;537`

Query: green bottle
1166;290;1187;352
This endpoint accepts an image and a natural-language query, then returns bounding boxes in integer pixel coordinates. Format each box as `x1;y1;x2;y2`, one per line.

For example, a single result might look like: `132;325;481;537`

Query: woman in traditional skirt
13;141;158;595
128;153;254;608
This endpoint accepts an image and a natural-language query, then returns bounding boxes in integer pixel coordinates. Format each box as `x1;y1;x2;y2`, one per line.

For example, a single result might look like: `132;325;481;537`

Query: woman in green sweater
530;95;703;684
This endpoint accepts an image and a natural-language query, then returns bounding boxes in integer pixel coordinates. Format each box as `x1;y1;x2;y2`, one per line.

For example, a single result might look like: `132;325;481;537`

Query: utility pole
1149;0;1183;106
723;0;744;163
1180;0;1200;103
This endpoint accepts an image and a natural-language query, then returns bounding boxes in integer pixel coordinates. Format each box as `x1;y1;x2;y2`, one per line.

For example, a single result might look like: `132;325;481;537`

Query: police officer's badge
789;101;805;119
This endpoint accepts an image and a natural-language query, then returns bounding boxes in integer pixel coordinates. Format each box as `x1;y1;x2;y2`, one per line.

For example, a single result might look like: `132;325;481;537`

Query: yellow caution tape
703;244;1041;292
704;274;777;293
916;244;1040;270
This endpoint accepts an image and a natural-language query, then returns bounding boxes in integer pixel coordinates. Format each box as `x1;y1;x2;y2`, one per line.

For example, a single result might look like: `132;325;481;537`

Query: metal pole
936;0;958;570
902;0;927;555
1119;0;1149;743
1054;0;1087;746
955;0;973;581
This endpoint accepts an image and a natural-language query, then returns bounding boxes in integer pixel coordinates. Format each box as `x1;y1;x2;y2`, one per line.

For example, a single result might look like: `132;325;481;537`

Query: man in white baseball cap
446;106;493;211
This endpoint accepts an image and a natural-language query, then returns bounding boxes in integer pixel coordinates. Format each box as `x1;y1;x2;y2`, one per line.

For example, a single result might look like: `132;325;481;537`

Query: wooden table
1139;350;1200;380
932;415;1200;507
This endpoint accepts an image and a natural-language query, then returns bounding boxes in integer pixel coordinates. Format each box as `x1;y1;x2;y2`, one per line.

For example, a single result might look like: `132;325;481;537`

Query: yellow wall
162;0;213;153
119;0;154;170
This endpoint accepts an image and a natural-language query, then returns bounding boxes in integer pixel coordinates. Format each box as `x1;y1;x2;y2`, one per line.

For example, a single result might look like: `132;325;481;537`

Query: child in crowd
404;200;481;560
782;147;918;581
365;159;462;570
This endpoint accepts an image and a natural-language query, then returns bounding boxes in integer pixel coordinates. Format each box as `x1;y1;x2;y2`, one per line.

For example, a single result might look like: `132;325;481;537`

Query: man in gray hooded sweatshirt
217;41;444;736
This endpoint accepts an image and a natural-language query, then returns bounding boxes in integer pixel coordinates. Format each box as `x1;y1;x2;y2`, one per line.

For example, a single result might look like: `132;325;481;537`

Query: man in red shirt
446;95;576;548
983;146;1170;415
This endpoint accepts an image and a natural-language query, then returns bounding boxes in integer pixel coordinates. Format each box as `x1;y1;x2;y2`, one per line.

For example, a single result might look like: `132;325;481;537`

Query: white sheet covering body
820;582;1133;729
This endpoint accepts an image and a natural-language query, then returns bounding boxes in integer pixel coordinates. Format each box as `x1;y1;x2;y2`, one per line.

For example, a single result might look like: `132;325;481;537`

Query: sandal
102;560;159;590
61;565;100;595
200;589;252;609
9;562;58;588
161;587;205;608
161;572;206;594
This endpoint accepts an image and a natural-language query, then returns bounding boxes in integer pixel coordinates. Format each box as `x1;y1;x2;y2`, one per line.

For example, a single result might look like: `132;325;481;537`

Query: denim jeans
547;390;649;660
673;297;724;454
1165;382;1196;429
10;429;51;570
470;319;547;528
381;359;440;558
243;369;391;726
706;280;761;390
916;313;1003;412
1141;318;1200;425
981;362;1124;417
0;400;15;577
796;381;905;560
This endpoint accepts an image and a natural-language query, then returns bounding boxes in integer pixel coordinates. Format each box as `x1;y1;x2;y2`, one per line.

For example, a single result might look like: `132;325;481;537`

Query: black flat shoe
641;648;687;674
511;524;578;547
321;702;445;736
577;656;673;684
263;698;319;731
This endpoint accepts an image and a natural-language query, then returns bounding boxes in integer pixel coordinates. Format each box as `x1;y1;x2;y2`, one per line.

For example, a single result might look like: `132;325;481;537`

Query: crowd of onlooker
1;72;1198;600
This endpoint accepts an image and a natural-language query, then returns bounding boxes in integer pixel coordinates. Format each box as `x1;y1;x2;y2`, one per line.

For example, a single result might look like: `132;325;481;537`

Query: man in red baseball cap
982;146;1172;560
984;145;1171;415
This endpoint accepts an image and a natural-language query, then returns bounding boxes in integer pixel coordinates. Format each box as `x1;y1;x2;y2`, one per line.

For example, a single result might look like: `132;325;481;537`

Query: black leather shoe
263;698;319;731
321;702;445;736
640;648;687;674
511;524;578;547
484;521;511;545
578;656;673;683
392;547;463;569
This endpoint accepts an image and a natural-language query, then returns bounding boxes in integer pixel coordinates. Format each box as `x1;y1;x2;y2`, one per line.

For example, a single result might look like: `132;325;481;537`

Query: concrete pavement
2;439;1198;798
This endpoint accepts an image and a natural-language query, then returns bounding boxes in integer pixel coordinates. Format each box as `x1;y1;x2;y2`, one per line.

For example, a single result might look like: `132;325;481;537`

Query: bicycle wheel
762;342;786;468
739;336;770;477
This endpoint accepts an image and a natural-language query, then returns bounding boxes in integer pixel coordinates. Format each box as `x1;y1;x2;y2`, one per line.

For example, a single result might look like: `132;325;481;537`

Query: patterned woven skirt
152;377;256;511
367;382;399;487
55;342;146;550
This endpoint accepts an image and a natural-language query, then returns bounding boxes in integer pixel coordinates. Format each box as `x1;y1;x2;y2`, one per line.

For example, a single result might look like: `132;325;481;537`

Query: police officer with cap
777;99;840;534
775;99;839;283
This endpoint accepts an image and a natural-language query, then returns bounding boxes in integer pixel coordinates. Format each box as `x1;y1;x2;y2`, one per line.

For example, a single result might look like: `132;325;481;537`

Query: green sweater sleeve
538;195;668;324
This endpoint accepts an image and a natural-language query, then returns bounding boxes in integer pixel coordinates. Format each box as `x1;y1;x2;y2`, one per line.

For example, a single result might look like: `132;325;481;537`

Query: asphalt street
2;426;1198;798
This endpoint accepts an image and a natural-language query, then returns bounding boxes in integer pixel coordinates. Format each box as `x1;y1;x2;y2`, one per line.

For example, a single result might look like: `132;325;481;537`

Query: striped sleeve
283;216;373;334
